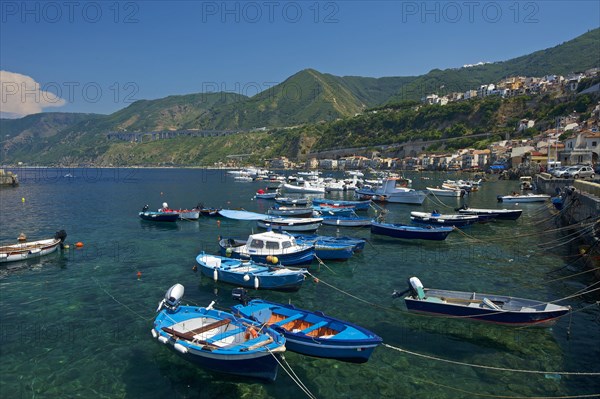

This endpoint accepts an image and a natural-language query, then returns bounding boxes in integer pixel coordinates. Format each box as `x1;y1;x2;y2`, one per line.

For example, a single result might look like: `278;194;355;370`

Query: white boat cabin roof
246;231;297;250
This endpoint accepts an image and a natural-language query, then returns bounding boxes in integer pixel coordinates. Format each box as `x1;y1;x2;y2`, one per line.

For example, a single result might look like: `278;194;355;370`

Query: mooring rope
381;343;600;376
92;277;154;321
267;349;316;399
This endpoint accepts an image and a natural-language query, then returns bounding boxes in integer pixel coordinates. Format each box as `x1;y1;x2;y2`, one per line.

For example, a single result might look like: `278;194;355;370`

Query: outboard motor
156;283;185;312
408;277;426;300
142;204;149;212
232;287;249;305
54;230;67;249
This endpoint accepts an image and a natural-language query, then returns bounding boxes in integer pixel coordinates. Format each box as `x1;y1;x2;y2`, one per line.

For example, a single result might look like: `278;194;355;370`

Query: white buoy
174;343;188;354
243;274;250;281
213;269;218;282
254;276;259;289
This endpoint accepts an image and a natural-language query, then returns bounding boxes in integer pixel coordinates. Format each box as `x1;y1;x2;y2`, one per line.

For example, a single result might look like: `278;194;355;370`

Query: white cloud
0;70;66;118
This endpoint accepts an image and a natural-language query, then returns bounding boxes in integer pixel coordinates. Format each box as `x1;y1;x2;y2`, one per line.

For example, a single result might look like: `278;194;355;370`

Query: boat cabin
246;231;297;252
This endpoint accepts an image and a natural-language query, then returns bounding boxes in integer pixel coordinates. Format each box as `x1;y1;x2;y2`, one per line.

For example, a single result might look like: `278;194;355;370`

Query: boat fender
243;274;250;281
245;326;259;340
408;277;426;300
213;268;218;282
158;335;169;344
151;329;158;338
254;276;259;289
174;343;188;354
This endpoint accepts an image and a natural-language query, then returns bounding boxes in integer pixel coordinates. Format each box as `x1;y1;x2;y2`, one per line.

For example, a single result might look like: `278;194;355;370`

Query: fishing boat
275;197;310;206
410;211;480;227
312;198;371;211
0;230;67;263
152;284;286;381
231;298;382;362
426;186;464;197
282;181;325;194
321;215;372;227
497;193;551;203
199;207;221;217
312;206;356;217
196;253;307;291
267;205;315;218
355;178;427;204
456;206;522;220
255;189;277;200
139;205;180;222
291;234;366;252
392;277;571;326
370;221;452;240
158;203;201;220
218;231;315;266
257;217;323;232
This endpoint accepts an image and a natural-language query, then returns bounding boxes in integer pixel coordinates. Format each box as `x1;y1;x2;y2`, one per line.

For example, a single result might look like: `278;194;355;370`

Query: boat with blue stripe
196;253;307;291
232;298;382;363
152;284;286;381
371;221;453;240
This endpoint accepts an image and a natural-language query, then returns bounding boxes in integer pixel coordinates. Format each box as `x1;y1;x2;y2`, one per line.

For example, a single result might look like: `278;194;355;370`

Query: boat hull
321;216;372;227
458;208;522;220
257;218;322;232
139;212;180;222
404;288;570;326
232;300;382;363
371;222;452;240
196;254;307;292
497;194;550;203
0;238;61;263
153;305;285;381
312;198;371;211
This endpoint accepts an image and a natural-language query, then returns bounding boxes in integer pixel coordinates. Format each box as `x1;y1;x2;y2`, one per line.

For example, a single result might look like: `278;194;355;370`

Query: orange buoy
137;271;142;279
192;265;198;272
217;220;221;227
75;242;84;248
313;277;319;283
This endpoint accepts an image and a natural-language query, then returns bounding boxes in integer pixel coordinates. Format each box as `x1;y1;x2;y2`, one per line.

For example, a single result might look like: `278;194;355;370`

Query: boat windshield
250;239;264;249
281;241;293;249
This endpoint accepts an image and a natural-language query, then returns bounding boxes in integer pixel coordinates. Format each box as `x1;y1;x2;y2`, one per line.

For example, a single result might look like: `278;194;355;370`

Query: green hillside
1;28;598;165
387;28;600;103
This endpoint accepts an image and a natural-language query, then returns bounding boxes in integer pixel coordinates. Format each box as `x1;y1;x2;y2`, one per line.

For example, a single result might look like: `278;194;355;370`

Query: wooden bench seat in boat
272;313;303;327
162;319;231;341
300;321;328;335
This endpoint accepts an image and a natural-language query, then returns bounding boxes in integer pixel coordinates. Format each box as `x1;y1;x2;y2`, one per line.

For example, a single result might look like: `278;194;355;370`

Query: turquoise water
0;168;598;398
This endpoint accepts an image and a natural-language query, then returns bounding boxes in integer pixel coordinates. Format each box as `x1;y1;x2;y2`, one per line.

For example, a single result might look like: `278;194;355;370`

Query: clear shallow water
0;168;598;398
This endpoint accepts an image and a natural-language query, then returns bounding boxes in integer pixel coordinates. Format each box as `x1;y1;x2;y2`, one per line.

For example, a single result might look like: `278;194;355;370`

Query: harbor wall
535;174;600;280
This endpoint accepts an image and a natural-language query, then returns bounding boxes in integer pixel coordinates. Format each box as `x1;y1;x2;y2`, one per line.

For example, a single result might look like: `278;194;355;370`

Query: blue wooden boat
321;215;372;227
196;253;307;291
218;231;315;266
410;211;479;227
274;197;310;206
291;234;366;252
371;221;453;240
456;206;522;220
139;205;180;222
312;206;356;217
231;298;382;363
152;284;286;381
393;277;571;326
311;198;371;211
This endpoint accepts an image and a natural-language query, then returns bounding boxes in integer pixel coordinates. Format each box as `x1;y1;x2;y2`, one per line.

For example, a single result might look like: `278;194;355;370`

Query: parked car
551;166;572;178
562;165;595;179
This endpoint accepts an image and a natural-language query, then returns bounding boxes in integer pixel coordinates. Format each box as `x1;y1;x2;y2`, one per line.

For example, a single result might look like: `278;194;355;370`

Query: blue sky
1;1;598;117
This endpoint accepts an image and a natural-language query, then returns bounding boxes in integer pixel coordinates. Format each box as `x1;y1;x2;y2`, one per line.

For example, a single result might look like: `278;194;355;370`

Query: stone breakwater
536;174;600;280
